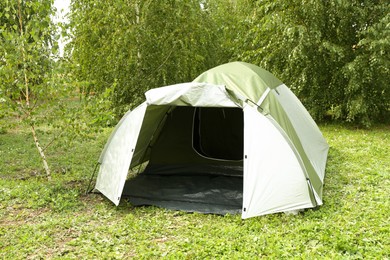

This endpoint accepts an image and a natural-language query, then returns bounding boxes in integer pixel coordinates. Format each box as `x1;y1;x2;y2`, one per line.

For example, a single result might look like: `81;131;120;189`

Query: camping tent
94;62;329;218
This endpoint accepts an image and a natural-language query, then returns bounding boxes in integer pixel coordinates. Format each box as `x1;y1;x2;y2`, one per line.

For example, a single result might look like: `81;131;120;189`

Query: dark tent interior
122;106;245;214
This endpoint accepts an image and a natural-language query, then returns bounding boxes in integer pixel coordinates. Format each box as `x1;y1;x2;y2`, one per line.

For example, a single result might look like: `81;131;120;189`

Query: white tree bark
18;0;51;180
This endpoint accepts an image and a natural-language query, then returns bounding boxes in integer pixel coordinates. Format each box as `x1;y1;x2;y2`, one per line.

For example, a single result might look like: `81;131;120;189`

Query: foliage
0;0;58;113
342;5;390;125
54;87;116;147
238;0;389;126
69;0;229;113
1;117;389;258
201;0;254;62
66;0;389;126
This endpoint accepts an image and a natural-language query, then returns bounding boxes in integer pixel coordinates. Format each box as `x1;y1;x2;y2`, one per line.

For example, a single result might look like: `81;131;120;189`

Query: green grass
1;121;389;259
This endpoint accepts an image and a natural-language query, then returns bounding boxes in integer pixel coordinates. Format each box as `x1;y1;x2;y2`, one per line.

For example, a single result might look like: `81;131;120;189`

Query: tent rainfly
94;62;329;219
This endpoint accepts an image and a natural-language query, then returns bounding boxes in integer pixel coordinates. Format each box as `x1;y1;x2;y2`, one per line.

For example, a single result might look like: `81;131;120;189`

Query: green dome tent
94;62;329;218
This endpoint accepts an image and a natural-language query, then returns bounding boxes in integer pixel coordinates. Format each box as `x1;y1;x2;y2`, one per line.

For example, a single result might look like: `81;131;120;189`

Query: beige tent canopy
94;62;329;218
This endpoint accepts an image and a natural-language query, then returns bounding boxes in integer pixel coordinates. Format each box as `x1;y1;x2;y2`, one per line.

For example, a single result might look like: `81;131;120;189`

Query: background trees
69;0;229;113
68;0;388;126
1;0;388;127
238;0;389;125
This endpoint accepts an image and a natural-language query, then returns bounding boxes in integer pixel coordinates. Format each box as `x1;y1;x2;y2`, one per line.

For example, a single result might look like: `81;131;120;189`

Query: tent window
193;107;243;160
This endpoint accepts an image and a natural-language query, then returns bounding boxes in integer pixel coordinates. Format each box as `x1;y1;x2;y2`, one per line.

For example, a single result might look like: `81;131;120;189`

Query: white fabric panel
273;85;329;181
242;105;313;219
95;102;148;205
145;82;240;107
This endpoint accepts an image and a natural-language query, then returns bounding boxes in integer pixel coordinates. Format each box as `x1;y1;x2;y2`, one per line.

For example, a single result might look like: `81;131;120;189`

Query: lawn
0;120;389;259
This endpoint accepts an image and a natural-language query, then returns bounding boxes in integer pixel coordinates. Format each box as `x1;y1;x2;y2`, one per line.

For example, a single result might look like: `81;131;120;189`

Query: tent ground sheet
122;173;243;215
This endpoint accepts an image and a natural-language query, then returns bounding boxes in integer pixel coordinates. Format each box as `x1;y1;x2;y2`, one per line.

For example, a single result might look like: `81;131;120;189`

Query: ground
0;120;389;258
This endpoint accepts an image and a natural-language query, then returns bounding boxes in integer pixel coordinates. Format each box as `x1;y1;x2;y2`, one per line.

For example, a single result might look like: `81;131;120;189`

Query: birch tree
0;0;58;179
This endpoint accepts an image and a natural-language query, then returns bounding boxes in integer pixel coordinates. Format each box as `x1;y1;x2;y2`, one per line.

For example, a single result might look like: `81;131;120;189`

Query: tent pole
134;107;173;175
86;162;100;194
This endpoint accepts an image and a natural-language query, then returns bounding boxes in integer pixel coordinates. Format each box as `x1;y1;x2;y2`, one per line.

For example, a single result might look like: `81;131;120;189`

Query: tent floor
122;174;243;215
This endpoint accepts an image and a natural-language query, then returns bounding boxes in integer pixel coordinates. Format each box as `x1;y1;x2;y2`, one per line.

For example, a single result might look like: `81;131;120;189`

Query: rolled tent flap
94;102;148;205
145;82;242;107
242;104;314;218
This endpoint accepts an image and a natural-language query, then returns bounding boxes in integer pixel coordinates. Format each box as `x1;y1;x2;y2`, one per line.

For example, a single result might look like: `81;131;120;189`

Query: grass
0;118;389;259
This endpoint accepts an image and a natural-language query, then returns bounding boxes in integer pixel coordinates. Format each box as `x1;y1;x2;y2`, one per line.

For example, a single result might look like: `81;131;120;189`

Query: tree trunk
31;125;51;180
17;0;29;107
18;0;51;180
135;2;141;60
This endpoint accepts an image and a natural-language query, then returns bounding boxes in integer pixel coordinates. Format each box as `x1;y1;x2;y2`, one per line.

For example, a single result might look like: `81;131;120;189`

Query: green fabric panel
193;61;283;103
130;105;170;168
264;92;323;199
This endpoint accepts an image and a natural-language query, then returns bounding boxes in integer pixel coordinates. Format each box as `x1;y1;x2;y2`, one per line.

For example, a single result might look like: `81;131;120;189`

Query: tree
203;0;256;62
342;2;390;124
0;0;58;178
69;0;229;114
239;0;389;125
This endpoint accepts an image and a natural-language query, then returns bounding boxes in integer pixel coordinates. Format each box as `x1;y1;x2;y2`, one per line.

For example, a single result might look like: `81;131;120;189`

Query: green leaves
0;0;57;110
6;0;382;128
69;0;230;113
238;0;389;126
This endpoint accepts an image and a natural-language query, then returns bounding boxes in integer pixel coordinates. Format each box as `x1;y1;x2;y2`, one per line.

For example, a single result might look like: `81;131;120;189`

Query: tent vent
243;208;246;212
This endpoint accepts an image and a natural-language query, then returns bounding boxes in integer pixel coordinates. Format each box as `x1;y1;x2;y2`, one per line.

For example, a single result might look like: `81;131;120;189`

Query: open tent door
122;106;244;214
95;103;148;205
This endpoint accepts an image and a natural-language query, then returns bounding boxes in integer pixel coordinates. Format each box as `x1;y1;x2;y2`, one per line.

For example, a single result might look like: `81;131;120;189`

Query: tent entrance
122;106;244;214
